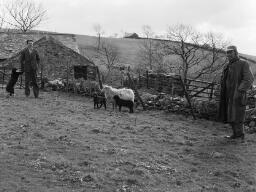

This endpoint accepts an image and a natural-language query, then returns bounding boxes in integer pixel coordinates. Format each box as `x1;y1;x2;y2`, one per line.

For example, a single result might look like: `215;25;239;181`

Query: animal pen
124;70;217;100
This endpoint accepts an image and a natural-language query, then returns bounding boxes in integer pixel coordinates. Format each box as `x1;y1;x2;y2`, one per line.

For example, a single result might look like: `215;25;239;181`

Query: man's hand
16;69;24;74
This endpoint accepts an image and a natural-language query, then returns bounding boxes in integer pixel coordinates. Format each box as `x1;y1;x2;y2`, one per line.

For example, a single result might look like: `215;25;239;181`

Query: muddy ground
0;89;256;192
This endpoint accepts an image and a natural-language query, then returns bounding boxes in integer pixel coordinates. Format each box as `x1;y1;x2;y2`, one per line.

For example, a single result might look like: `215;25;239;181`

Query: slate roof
0;30;80;59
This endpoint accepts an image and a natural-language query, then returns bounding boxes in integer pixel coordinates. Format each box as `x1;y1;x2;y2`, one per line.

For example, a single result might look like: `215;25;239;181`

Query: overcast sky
33;0;256;55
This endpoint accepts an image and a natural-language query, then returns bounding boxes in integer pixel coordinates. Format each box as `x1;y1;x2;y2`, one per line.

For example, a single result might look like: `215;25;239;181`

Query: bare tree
153;41;168;73
0;3;6;29
93;24;104;50
142;25;154;39
138;25;168;73
0;15;5;29
193;32;229;81
99;41;120;71
94;40;120;81
141;25;154;70
163;24;228;83
1;0;46;32
138;39;166;73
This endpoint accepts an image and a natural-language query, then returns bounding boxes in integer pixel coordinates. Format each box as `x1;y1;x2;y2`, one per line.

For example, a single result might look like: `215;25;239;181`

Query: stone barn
0;35;96;84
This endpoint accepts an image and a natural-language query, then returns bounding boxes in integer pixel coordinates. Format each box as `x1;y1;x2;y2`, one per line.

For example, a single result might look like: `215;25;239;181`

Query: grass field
0;89;256;191
76;35;142;68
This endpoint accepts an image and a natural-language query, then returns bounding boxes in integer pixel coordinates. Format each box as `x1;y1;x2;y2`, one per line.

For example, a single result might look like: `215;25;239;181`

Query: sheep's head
102;85;111;93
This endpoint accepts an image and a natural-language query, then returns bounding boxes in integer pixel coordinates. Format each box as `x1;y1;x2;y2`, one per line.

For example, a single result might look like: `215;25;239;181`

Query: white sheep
47;78;64;90
48;79;64;86
102;85;135;109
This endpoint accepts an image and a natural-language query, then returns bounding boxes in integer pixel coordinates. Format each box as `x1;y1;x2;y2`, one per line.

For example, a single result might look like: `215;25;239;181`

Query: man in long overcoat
20;39;40;98
219;45;254;139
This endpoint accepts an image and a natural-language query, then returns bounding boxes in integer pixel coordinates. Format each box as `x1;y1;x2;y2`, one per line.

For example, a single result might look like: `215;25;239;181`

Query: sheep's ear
103;85;110;89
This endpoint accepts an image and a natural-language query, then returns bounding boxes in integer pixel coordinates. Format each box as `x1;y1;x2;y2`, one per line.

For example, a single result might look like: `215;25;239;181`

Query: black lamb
113;95;134;113
92;92;106;109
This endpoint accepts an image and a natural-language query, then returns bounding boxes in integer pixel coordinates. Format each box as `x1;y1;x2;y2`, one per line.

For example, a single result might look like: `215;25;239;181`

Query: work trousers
231;122;244;136
25;70;39;98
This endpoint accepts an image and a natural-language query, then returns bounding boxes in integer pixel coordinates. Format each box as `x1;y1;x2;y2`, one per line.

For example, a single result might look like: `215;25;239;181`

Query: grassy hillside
76;34;256;83
241;54;256;61
76;35;143;68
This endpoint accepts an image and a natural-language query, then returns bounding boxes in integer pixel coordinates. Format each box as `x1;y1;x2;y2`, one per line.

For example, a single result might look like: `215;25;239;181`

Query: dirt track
0;89;256;192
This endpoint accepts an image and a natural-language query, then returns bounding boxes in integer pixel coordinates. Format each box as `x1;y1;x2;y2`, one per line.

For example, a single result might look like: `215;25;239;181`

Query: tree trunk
96;66;103;89
97;34;101;50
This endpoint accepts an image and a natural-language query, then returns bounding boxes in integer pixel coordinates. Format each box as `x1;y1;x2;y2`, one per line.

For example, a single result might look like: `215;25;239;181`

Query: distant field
76;35;143;68
76;34;256;83
241;54;256;61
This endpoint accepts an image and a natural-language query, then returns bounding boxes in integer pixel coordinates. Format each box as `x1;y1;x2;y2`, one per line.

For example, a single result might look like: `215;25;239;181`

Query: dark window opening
74;65;87;80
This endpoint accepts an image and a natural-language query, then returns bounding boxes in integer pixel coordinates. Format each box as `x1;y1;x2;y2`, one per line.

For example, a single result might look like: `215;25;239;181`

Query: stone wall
124;71;216;99
1;36;95;81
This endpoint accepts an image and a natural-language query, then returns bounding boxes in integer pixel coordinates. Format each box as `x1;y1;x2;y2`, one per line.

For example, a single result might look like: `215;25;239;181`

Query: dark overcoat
20;48;40;72
218;58;254;123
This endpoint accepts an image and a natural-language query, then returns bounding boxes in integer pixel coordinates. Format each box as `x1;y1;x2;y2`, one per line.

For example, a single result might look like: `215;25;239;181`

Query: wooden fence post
0;71;1;89
138;71;141;88
66;60;70;93
96;66;103;89
209;83;214;100
127;72;146;110
40;62;44;89
20;75;22;89
3;67;5;89
171;81;174;95
146;70;149;89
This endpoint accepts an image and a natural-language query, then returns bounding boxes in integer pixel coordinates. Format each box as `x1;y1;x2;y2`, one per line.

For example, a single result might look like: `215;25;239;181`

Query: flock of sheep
46;79;135;113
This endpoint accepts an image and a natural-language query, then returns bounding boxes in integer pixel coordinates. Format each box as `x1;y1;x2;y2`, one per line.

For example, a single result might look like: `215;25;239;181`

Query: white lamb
48;79;64;87
102;85;135;109
47;78;64;90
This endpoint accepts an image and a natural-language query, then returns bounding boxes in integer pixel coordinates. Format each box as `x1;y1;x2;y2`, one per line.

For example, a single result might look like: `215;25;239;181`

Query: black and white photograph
0;0;256;191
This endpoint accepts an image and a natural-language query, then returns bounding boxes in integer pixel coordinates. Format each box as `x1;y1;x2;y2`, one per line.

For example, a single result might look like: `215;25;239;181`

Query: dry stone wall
1;36;94;81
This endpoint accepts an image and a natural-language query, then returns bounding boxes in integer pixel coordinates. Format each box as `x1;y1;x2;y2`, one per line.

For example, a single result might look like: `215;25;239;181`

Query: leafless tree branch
163;24;229;83
3;0;46;32
93;24;104;50
98;40;120;71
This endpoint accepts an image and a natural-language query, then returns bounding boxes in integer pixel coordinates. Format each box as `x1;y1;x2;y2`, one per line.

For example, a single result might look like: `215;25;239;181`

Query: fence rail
1;67;218;100
124;71;218;100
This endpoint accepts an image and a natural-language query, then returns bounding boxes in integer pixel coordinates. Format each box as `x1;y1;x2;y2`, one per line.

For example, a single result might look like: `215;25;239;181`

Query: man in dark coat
20;39;40;98
218;45;254;139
